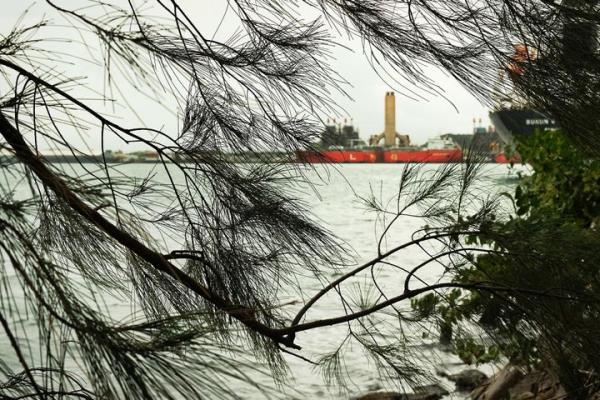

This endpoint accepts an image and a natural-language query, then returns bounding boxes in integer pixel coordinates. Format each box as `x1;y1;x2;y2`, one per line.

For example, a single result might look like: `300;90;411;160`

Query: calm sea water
268;164;521;399
0;163;524;399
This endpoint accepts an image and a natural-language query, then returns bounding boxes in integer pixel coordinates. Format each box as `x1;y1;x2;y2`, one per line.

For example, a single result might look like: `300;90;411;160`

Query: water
272;164;522;398
0;162;525;399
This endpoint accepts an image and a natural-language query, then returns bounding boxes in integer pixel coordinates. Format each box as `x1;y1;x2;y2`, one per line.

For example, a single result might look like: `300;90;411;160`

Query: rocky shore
352;365;580;400
470;365;567;400
352;369;488;400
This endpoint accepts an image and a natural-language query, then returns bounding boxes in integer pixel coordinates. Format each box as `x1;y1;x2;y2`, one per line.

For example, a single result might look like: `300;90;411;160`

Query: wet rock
513;391;535;400
469;365;577;400
354;393;405;400
435;369;448;378
367;383;383;392
411;384;450;400
354;384;449;400
439;321;453;346
507;370;563;400
471;365;524;400
446;369;488;391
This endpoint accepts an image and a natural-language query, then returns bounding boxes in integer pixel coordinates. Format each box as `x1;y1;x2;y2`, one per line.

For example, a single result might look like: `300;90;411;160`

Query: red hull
383;149;463;163
297;150;379;163
297;149;463;163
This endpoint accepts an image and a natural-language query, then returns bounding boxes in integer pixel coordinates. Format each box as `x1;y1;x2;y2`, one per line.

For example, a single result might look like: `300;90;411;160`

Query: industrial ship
297;92;463;164
489;44;559;148
490;108;558;145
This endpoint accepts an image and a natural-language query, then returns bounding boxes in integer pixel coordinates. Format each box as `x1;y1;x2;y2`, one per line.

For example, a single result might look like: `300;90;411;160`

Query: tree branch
0;111;299;349
290;230;480;328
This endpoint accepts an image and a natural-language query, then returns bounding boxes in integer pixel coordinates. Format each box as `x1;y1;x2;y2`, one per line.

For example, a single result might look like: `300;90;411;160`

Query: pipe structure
384;91;396;146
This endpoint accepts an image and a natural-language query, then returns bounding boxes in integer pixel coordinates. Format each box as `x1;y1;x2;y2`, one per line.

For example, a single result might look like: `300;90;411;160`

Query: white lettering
525;119;551;126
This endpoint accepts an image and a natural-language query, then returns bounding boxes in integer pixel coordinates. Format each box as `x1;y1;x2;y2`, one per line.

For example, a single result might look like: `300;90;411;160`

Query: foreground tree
1;1;600;399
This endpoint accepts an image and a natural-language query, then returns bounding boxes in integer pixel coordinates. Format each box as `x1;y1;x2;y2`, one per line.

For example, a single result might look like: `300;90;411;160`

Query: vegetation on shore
413;129;600;396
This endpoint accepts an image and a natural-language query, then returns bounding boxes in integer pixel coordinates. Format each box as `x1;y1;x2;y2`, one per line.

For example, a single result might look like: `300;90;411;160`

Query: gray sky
1;1;491;151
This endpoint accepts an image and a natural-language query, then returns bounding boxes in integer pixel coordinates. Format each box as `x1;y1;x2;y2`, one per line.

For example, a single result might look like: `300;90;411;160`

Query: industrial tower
369;92;411;147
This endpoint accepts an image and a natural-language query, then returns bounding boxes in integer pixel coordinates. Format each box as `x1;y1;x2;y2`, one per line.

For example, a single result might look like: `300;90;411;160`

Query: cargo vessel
490;108;558;145
297;92;464;163
489;107;556;163
491;14;599;145
297;146;463;163
489;44;559;148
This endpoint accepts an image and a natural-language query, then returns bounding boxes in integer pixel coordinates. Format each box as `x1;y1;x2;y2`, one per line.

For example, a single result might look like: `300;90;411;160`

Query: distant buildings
106;150;160;163
0;149;162;164
320;118;365;148
441;123;503;160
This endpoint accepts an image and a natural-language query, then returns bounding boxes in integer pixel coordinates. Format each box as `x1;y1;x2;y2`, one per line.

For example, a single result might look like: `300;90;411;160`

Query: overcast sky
2;1;492;151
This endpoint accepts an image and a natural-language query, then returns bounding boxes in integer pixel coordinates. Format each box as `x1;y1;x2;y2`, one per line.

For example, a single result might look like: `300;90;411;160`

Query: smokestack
384;92;396;146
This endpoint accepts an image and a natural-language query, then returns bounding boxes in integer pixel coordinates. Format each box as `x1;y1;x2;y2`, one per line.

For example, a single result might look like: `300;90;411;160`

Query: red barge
298;92;465;164
297;148;463;163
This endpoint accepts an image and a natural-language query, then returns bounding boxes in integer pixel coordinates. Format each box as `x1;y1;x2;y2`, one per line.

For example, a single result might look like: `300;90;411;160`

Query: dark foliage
413;131;600;398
